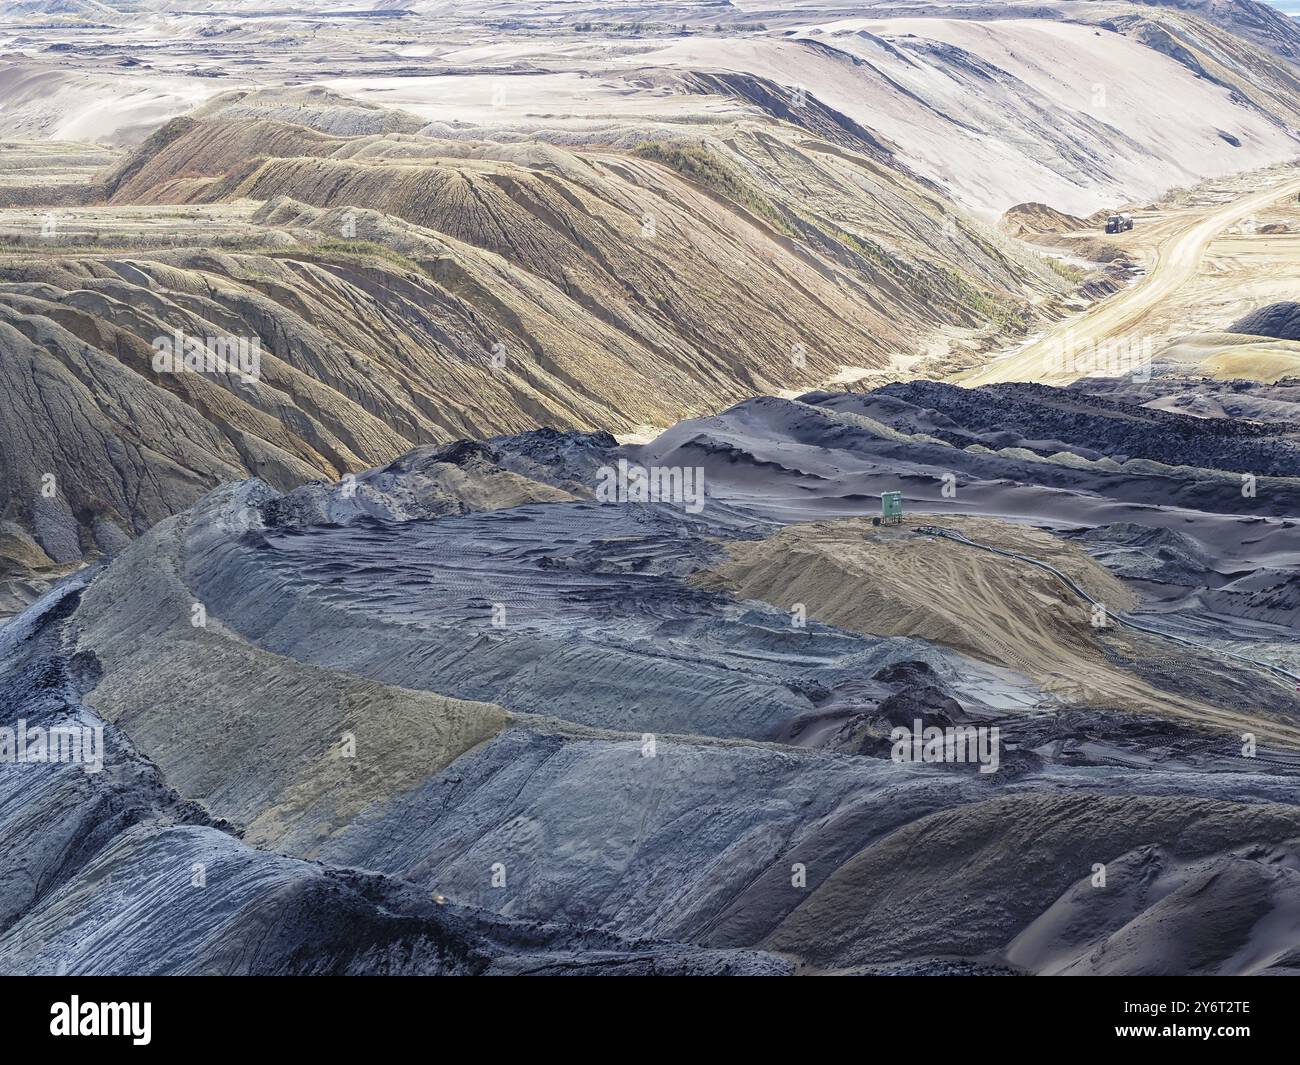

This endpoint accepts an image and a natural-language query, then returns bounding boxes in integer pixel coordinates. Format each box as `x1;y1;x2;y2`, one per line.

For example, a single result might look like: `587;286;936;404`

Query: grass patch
1045;256;1086;283
300;239;422;273
631;140;791;234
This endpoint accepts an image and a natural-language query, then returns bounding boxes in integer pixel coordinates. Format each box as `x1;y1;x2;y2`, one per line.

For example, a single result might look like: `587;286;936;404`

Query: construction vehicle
1104;212;1134;234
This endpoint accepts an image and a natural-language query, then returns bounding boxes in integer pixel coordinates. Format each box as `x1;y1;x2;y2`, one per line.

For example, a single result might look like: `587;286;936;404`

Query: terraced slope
0;114;1060;608
3;401;1300;974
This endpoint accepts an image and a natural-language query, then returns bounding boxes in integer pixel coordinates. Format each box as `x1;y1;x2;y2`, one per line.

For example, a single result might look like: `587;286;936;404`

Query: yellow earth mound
1161;332;1300;383
695;516;1300;741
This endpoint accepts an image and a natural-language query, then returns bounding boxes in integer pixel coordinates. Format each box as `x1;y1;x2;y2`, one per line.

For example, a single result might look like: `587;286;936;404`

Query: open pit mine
1;0;1299;995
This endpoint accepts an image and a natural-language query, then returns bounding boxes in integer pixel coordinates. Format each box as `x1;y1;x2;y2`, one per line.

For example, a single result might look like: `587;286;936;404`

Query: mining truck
1105;213;1134;234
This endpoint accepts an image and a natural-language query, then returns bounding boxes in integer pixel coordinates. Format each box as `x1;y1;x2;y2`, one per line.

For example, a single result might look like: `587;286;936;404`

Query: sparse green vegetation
572;21;690;35
292;239;423;273
794;215;1030;334
631;140;791;233
1045;256;1086;283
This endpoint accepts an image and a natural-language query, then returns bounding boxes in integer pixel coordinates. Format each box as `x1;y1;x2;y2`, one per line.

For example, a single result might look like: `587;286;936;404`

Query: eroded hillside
3;0;1299;590
0;105;1064;600
1;0;1300;983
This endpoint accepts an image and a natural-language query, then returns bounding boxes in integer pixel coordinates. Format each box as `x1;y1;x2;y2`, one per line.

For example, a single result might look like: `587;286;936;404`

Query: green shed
880;491;903;525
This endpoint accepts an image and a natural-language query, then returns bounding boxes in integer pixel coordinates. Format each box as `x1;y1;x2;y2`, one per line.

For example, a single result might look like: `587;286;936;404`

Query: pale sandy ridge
958;172;1300;385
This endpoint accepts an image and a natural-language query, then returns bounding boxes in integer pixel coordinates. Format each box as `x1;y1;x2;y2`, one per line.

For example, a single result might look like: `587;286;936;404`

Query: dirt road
956;173;1300;386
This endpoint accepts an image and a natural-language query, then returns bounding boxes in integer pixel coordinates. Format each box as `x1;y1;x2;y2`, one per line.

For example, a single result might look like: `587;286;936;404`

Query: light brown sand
695;516;1300;741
